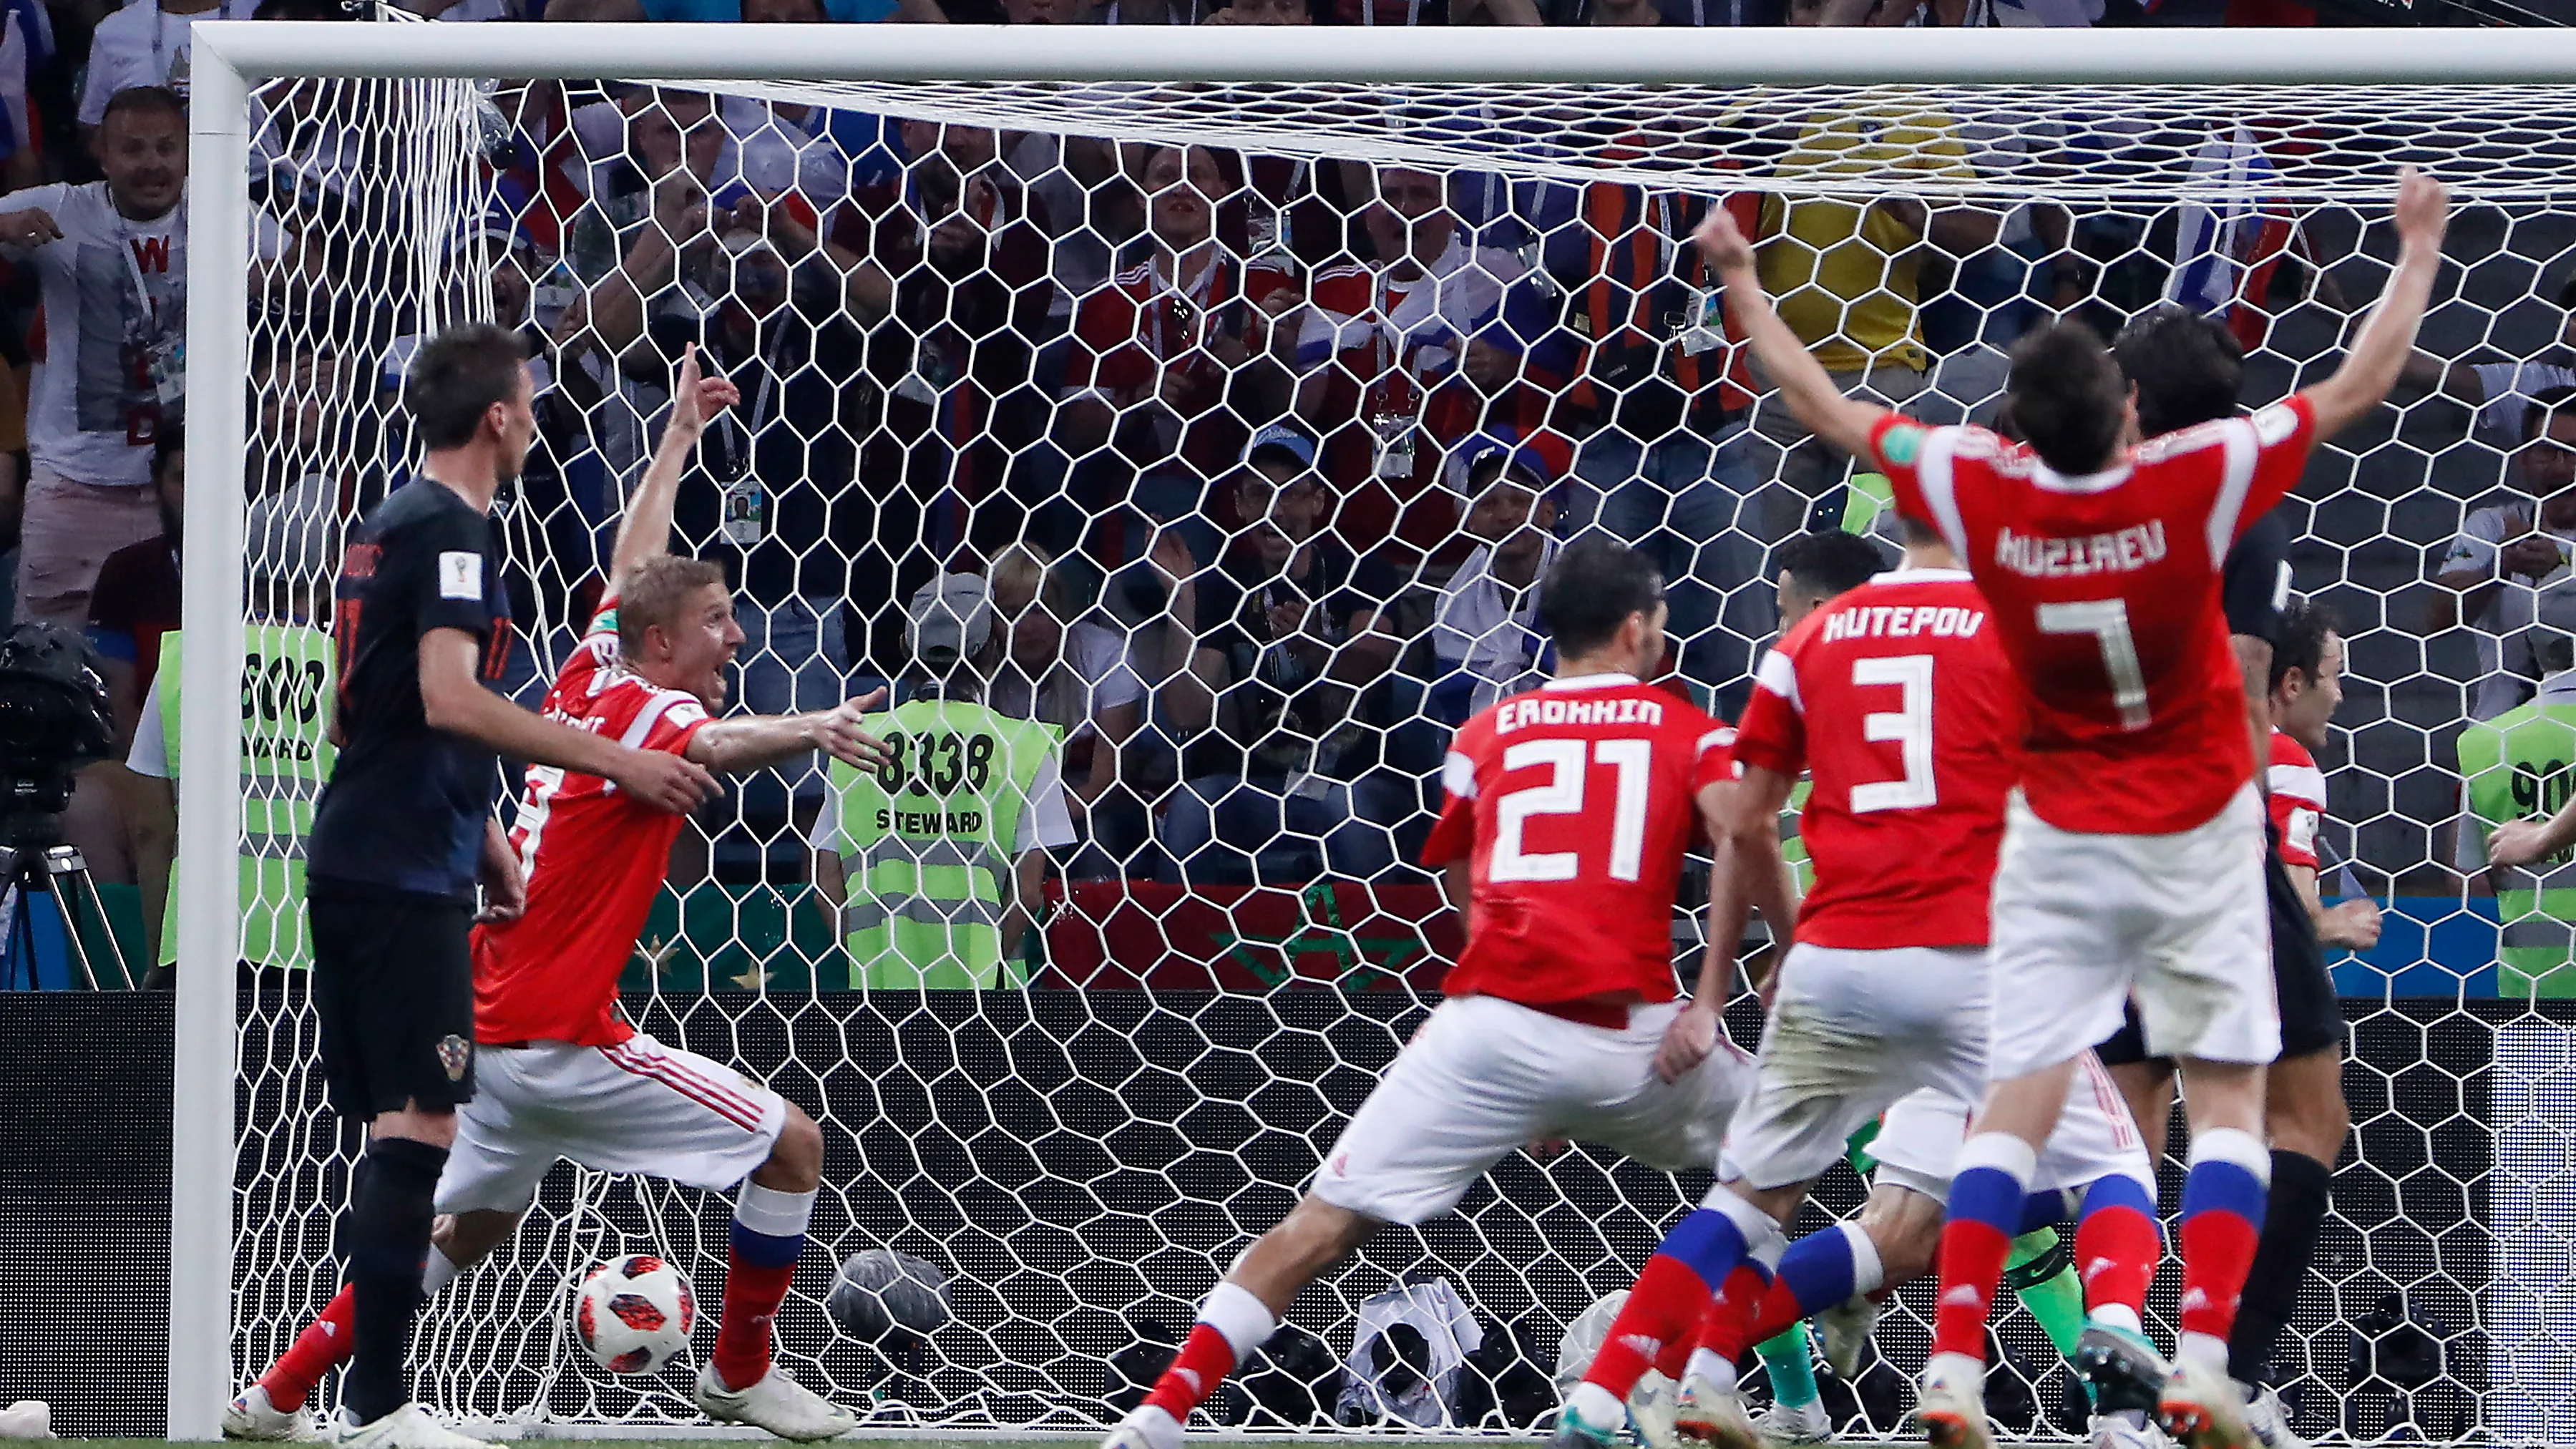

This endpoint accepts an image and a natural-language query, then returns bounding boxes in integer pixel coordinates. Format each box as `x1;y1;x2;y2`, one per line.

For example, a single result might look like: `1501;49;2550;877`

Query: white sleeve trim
1697;727;1735;757
1754;648;1803;714
1913;426;1973;562
1441;749;1476;801
2267;762;2328;810
2205;414;2260;567
618;688;698;751
129;673;172;779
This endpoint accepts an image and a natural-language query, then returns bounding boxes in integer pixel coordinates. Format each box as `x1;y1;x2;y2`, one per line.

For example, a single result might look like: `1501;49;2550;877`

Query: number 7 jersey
1422;673;1735;1008
1868;396;2320;836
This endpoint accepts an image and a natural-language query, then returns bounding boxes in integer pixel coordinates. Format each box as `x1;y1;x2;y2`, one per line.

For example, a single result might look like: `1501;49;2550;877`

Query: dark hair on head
2269;597;2338;696
1538;535;1664;658
2522;383;2576;444
1772;528;1885;602
101;86;185;129
618;555;729;656
406;323;530;452
2006;318;2129;475
2113;305;2245;438
1897;515;1946;550
2556;271;2576;313
153;422;185;484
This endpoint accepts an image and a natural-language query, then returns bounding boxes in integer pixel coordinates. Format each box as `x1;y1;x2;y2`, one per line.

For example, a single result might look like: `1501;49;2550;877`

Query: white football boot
225;1385;318;1443
695;1362;859;1442
323;1404;489;1449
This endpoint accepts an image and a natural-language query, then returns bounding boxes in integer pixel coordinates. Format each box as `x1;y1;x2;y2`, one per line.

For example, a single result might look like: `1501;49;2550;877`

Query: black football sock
342;1137;448;1425
2226;1148;2333;1387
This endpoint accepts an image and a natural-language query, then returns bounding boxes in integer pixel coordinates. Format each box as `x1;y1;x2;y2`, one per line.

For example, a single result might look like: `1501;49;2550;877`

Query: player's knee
758;1106;825;1192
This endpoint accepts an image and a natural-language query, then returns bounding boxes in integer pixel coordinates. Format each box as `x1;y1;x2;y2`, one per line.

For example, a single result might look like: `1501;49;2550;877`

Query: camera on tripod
0;623;132;989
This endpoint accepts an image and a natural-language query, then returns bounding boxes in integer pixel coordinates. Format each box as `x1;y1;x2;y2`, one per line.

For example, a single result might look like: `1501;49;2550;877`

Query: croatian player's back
1735;567;2019;947
1426;675;1730;1013
1871;399;2319;837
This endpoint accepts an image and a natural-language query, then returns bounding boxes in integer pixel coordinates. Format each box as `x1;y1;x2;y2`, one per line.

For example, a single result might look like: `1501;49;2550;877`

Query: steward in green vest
142;625;337;971
814;572;1067;989
2459;675;2576;996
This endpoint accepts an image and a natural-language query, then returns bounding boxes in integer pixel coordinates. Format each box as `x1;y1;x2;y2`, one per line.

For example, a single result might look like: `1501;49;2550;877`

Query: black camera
0;624;117;844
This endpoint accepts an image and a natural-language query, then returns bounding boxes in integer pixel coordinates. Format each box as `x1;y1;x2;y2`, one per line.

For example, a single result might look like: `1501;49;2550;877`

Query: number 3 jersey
1868;397;2319;836
473;597;709;1048
1422;673;1735;1009
1731;570;2021;951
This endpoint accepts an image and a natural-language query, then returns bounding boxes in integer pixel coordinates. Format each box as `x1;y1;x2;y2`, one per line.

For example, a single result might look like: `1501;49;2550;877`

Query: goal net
174;22;2576;1445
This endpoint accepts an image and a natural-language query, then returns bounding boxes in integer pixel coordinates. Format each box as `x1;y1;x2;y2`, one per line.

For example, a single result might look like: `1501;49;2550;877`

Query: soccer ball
573;1254;695;1374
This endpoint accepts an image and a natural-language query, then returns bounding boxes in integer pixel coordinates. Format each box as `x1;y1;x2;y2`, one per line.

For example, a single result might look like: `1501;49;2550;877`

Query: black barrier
0;992;2550;1437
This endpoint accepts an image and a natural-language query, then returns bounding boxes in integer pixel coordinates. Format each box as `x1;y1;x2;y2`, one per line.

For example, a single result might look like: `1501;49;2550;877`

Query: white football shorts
436;1031;789;1216
1869;1050;2155;1199
1721;942;1989;1192
1986;783;2278;1078
1312;995;1756;1226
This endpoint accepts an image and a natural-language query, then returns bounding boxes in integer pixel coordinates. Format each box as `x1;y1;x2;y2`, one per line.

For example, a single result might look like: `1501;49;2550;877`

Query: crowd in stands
11;0;2568;974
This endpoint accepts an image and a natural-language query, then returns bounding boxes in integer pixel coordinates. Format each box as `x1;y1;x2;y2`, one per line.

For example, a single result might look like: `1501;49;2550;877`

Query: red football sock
259;1284;357;1412
1142;1324;1240;1422
1708;1274;1805;1365
2075;1204;2159;1321
712;1249;796;1392
2177;1206;2263;1345
1584;1254;1745;1399
1931;1218;2014;1362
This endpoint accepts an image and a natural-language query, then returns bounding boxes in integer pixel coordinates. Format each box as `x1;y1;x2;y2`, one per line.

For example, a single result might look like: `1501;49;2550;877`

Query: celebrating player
301;324;719;1449
1557;517;2161;1449
237;343;890;1445
1696;165;2446;1449
1099;535;1773;1449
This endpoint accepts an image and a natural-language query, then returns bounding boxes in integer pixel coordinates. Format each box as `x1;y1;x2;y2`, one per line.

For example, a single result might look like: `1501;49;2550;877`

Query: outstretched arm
686;688;894;776
610;342;741;585
2302;167;2451;439
1693;207;1892;459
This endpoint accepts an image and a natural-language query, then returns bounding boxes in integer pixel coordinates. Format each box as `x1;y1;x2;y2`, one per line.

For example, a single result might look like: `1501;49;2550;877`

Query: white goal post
173;22;2576;1443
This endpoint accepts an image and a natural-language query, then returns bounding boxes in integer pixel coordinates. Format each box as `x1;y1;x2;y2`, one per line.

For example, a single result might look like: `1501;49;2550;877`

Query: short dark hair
2113;305;2245;438
153;423;185;485
2006;318;2129;475
101;86;185;130
618;555;728;655
406;323;529;451
1897;515;1945;550
1538;535;1663;658
1772;529;1884;602
2556;271;2576;313
2269;597;2338;695
2522;383;2576;444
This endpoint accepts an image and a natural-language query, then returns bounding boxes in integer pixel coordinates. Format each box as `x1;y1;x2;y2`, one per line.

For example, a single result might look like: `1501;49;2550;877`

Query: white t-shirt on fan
78;0;255;127
4;181;187;487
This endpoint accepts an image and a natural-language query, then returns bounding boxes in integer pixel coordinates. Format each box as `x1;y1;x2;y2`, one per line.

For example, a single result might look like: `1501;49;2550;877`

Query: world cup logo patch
437;1035;472;1082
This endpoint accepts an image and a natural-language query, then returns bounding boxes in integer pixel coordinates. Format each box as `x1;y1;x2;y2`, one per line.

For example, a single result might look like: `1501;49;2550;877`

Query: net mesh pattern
207;62;2576;1443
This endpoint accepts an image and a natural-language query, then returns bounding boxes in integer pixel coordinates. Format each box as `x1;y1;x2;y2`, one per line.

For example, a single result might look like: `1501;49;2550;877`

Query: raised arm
686;688;893;776
2301;167;2451;439
610;342;740;585
1692;207;1891;460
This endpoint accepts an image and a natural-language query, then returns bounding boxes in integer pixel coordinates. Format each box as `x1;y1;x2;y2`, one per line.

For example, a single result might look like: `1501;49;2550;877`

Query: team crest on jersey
437;1034;472;1081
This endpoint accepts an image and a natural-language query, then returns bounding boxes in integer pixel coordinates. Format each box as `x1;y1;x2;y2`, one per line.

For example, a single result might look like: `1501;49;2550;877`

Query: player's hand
2487;818;2560;869
477;836;526;925
2321;897;2384;952
1654;999;1720;1084
2392;165;2450;257
1148;527;1196;590
614;748;718;815
2502;532;2564;581
666;343;741;444
814;688;892;769
0;208;62;248
1692;207;1756;280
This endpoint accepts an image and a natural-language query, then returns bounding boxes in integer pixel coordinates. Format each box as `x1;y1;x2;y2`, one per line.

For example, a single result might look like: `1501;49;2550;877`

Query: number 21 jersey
1423;673;1735;1008
1869;398;2318;836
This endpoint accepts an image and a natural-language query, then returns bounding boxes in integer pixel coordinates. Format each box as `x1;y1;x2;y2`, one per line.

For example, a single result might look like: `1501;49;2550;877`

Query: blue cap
1242;421;1319;471
1445;429;1556;498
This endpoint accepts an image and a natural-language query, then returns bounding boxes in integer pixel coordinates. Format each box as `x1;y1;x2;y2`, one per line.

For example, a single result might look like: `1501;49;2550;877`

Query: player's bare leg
2104;1058;2179;1167
686;1106;859;1441
1106;1194;1377;1449
2230;1048;2348;1449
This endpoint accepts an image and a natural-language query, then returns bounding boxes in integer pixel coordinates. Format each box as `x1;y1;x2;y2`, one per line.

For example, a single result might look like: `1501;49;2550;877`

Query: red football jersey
472;600;708;1048
2268;730;2327;871
1732;570;2021;950
1870;396;2319;836
1421;673;1735;1008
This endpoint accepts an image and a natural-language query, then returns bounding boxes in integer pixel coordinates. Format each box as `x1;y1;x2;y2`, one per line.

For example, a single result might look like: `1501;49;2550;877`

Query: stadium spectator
2401;273;2576;454
76;0;250;142
62;424;182;894
1201;0;1311;20
1297;165;1525;567
1425;433;1562;723
0;0;51;190
1156;426;1404;884
0;85;190;630
978;544;1148;849
2427;384;2576;719
1061;144;1300;537
1744;96;1995;507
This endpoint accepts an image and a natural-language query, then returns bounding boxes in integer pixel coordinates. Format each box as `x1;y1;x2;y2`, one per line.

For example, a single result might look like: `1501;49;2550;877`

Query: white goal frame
171;22;2576;1440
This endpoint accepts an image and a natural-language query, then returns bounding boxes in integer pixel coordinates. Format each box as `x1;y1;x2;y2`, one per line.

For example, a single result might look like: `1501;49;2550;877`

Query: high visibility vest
824;698;1059;989
152;626;336;970
2459;700;2576;997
